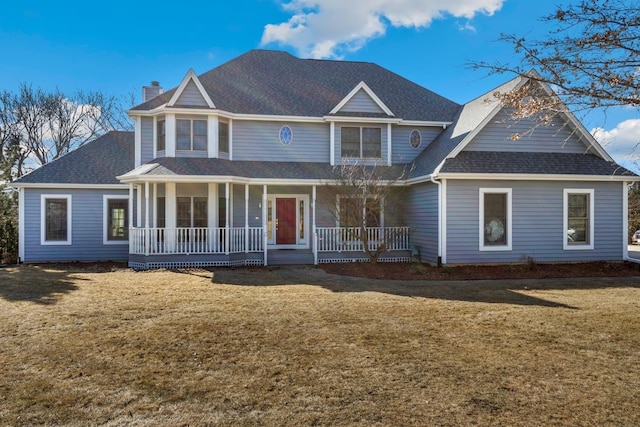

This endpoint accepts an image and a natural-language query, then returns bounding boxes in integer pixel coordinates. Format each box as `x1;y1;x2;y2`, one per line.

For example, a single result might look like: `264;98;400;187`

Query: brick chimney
142;81;163;102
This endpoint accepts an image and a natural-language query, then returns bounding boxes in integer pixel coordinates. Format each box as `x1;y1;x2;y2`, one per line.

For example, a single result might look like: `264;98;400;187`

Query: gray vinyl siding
23;188;130;262
334;122;389;165
445;179;624;264
232;121;330;162
405;182;439;263
315;186;337;227
392;126;442;164
141;117;154;163
465;109;590;153
339;89;384;114
174;80;209;107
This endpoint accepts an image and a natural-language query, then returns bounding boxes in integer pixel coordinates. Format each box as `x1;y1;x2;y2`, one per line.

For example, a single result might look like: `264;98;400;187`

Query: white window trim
41;194;72;245
479;188;512;251
103;195;130;245
563;188;594;250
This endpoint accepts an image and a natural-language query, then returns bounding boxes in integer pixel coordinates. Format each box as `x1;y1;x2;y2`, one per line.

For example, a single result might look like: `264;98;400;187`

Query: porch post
144;182;150;256
208;183;217;252
225;183;230;255
313;185;318;265
152;183;157;227
136;185;142;228
166;182;177;252
263;184;268;266
245;184;249;253
128;183;134;256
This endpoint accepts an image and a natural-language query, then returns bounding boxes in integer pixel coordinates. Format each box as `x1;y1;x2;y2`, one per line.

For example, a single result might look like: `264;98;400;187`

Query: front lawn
1;264;639;425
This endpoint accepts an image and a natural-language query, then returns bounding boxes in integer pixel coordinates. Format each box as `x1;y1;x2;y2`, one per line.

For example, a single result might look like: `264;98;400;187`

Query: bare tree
0;83;133;177
470;0;640;118
321;161;409;263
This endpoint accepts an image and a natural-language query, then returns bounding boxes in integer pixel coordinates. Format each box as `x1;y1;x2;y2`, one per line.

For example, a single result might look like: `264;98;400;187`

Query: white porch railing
130;227;264;255
316;227;410;252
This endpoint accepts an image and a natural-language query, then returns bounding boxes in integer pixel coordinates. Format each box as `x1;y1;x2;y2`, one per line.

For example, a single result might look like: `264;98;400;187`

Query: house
11;50;638;269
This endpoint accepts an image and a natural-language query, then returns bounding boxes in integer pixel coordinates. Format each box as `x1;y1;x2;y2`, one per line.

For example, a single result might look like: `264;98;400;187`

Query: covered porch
125;180;411;269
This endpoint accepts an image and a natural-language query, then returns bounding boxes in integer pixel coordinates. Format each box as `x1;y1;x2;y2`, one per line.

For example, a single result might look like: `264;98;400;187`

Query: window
279;125;293;146
410;130;421;149
104;196;129;244
338;196;383;228
340;126;382;159
479;188;512;251
41;195;71;245
564;189;594;250
219;121;229;153
157;197;166;228
177;197;208;228
177;118;207;151
157;119;166;151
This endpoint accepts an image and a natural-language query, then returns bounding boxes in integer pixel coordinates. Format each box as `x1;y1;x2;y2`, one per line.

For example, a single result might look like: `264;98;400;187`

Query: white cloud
261;0;504;58
592;119;640;173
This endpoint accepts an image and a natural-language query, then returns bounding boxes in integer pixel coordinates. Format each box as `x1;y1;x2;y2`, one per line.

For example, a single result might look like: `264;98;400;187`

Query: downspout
430;174;443;267
623;181;630;262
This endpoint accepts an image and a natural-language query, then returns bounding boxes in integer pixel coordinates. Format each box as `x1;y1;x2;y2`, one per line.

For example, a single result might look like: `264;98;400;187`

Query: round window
410;130;421;149
279;125;293;145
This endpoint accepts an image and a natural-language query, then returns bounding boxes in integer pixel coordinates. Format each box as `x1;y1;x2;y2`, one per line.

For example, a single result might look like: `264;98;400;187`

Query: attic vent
142;81;163;102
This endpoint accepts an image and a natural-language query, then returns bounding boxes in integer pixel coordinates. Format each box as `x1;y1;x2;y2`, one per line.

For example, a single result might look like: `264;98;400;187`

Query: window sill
479;245;512;252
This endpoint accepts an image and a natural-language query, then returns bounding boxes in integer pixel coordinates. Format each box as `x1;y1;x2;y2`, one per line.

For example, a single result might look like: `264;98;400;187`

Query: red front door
276;198;297;244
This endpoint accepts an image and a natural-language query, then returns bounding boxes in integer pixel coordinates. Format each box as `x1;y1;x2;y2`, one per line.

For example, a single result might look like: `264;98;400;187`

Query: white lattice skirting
318;257;411;264
129;258;264;270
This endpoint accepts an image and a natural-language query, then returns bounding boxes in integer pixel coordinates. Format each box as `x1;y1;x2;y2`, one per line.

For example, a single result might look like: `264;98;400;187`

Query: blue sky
2;0;638;169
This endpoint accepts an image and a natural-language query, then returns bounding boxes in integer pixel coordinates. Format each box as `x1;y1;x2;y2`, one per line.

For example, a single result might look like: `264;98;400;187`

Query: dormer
131;69;231;167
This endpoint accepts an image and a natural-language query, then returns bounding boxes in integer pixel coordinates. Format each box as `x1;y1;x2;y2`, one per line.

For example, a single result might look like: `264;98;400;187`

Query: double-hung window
341;126;381;159
41;195;72;245
219;121;229;154
177;118;207;151
104;196;129;244
177;197;208;228
564;189;594;250
479;188;512;251
157;119;166;151
338;196;383;228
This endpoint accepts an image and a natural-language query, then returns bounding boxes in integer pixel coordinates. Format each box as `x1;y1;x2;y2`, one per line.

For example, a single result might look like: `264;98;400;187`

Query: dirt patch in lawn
320;260;640;281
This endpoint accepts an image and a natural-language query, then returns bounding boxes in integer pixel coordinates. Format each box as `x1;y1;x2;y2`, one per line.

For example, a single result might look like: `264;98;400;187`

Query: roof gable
446;76;613;162
167;69;215;108
330;81;393;116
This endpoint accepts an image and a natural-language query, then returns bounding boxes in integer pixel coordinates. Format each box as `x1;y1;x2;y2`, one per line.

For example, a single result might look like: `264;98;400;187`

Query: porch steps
267;249;314;265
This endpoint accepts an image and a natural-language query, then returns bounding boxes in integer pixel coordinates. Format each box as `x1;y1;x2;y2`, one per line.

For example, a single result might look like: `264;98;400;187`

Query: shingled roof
122;157;409;182
439;151;636;177
12;131;134;185
130;50;460;122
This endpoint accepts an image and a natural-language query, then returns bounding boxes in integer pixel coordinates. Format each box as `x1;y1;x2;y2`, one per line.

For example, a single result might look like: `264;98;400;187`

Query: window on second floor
177;118;207;151
219;121;229;153
157;119;165;151
341;126;382;159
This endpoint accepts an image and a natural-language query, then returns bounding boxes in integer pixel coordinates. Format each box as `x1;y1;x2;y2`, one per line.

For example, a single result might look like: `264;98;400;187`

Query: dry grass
1;264;640;426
